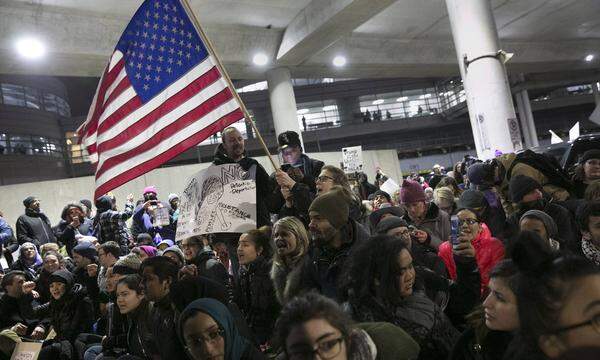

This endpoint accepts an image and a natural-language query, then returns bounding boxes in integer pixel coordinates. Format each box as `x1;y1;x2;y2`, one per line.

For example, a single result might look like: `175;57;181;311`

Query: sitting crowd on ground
1;127;600;360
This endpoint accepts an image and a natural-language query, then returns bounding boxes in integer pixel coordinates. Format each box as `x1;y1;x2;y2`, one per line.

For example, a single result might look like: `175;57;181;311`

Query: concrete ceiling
0;0;599;80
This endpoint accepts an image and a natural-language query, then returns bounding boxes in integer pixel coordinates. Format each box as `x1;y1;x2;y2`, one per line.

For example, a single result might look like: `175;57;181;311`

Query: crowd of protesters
1;127;600;360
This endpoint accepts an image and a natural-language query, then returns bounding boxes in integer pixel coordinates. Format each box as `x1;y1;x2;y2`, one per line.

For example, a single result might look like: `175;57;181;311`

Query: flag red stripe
84;60;125;139
97;66;221;153
96;96;143;139
95;86;235;179
94;108;244;199
102;76;132;112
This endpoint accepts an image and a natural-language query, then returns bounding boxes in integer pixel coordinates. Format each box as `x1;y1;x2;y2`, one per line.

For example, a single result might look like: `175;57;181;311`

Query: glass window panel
2;84;26;106
43;93;58;113
9;135;33;155
24;87;41;109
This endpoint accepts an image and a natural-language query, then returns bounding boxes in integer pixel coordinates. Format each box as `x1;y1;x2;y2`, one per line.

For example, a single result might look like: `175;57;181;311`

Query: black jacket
124;299;157;359
286;219;370;301
53;217;93;257
0;293;47;333
151;295;187;359
234;256;280;345
16;208;56;247
213;144;271;228
451;326;514;360
190;248;232;296
267;154;324;224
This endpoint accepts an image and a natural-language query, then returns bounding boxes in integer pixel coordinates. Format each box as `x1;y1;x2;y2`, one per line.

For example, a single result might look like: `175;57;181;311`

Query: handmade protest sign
342;146;363;173
176;163;257;241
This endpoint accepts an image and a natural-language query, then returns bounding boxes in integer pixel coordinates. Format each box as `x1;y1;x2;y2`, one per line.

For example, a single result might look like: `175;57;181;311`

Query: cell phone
450;215;460;247
280;164;293;172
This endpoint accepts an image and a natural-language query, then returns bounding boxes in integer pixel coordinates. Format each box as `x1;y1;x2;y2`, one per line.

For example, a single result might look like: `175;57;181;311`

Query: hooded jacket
189;248;232;299
9;242;42;281
23;270;94;343
234;256;280;345
16;208;56;247
438;223;504;295
93;196;134;254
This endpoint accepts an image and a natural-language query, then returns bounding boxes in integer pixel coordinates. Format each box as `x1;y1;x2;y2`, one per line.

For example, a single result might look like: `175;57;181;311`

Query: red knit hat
400;179;426;204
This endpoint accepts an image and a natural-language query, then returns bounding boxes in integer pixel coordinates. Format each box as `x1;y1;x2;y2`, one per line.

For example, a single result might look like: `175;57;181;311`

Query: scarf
391;291;436;332
348;329;377;360
582;238;600;267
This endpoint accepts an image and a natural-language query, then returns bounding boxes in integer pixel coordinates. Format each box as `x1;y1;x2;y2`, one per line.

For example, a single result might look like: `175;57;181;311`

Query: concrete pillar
514;92;533;148
519;89;539;147
249;107;273;138
336;96;362;125
593;81;600;105
445;0;521;159
266;67;304;147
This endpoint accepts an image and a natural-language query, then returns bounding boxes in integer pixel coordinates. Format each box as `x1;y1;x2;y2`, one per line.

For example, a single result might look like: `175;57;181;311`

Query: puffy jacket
234;256;280;345
438;223;504;295
402;202;450;250
0;217;14;246
16;208;56;247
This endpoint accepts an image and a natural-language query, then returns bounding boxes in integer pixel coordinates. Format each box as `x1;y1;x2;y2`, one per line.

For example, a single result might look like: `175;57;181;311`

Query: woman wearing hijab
10;242;42;280
179;298;266;360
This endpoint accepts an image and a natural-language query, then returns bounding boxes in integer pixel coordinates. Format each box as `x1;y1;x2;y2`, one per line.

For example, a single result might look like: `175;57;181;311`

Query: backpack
506;150;573;194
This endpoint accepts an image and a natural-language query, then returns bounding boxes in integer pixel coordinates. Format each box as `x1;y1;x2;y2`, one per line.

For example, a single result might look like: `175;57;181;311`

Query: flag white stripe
95;98;240;187
108;51;123;73
97;87;137;126
96;56;216;145
104;68;128;105
96;77;227;170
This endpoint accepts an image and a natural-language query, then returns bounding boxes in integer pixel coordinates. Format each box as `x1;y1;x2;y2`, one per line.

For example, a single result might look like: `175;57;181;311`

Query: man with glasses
95;241;121;293
268;130;324;224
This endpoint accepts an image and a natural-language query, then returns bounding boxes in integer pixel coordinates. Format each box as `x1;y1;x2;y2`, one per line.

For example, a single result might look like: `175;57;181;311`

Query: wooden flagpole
180;0;279;171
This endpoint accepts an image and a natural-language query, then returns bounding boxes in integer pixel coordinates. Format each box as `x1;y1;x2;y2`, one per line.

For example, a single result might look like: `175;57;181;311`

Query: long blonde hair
272;217;309;266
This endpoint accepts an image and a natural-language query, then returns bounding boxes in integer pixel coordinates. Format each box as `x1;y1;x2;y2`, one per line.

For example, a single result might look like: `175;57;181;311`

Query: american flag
77;0;244;200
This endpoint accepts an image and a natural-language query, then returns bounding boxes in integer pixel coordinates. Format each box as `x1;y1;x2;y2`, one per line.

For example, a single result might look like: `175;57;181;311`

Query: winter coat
271;256;306;305
213;144;271;227
151;295;187;359
451;326;514;360
35;269;54;304
24;282;95;343
286;219;370;301
402;202;451;250
505;199;579;253
0;218;14;247
100;301;129;354
438;223;504;296
93;197;134;254
124;299;157;359
190;248;232;296
53;209;94;256
131;202;177;241
356;322;421;360
234;256;280;345
16;208;56;247
0;293;47;333
496;153;571;216
9;258;41;281
267;154;324;224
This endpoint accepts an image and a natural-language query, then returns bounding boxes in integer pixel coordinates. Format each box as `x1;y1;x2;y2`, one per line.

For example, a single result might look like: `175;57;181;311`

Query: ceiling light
419;94;432;99
396;96;408;102
297;108;309;114
372;99;384;105
332;56;346;67
15;37;46;59
252;53;269;66
323;105;337;111
585;54;594;62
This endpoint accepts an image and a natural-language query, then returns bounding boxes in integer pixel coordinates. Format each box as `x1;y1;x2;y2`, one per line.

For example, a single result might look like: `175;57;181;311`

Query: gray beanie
520;210;558;240
163;245;184;264
112;254;142;275
375;216;409;235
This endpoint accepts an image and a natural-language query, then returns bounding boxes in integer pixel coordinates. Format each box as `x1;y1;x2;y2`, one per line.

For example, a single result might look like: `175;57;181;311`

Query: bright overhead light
332;55;346;67
297;108;309;114
419;94;432;99
322;105;337;111
252;53;269;66
396;96;408;102
15;37;46;59
585;54;594;62
372;99;384;105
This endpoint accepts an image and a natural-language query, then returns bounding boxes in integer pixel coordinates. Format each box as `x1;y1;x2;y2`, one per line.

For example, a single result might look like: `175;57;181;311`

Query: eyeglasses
287;337;344;360
552;314;600;334
459;219;480;226
316;175;334;183
185;328;225;350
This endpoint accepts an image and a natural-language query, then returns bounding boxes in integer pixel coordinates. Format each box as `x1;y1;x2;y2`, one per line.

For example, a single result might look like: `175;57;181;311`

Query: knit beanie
509;175;542;203
309;187;349;229
168;193;179;202
520;210;558;240
373;190;391;203
112;253;142;275
72;241;98;261
163;245;185;264
374;216;409;235
467;163;494;186
457;190;487;210
80;199;92;211
400;179;426;204
581;149;600;164
23;196;37;208
143;186;157;195
369;206;405;229
48;269;74;287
